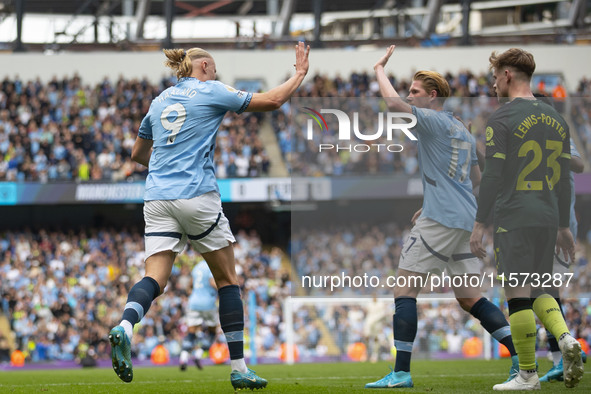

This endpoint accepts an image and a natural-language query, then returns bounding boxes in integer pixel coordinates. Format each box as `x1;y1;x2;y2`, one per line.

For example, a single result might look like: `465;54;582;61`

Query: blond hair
489;48;535;79
412;71;450;98
163;48;213;79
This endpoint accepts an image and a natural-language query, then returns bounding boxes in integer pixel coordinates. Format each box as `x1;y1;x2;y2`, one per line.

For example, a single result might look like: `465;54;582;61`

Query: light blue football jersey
412;106;478;232
569;139;580;239
188;260;217;311
139;77;252;201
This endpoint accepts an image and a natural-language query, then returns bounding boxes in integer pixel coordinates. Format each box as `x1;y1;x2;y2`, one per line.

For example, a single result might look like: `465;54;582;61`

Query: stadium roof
5;0;390;16
1;1;589;51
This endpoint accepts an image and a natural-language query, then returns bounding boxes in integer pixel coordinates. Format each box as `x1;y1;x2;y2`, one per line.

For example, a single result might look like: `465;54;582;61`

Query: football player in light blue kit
539;138;586;382
180;259;218;371
366;45;518;389
109;42;310;390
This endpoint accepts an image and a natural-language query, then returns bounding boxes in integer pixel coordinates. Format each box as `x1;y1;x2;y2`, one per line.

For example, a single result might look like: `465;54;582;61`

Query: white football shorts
185;310;219;328
399;217;480;275
144;191;235;257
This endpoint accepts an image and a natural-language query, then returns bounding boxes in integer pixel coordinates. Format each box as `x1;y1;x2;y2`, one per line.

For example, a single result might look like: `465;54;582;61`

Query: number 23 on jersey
516;139;563;191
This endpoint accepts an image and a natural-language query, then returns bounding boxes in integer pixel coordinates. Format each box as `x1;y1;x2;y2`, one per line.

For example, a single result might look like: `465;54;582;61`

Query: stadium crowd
275;72;591;177
2;72;590;181
0;221;589;364
293;296;591;361
0;75;270;182
292;219;591;296
571;78;591;160
291;220;591;358
0;228;288;364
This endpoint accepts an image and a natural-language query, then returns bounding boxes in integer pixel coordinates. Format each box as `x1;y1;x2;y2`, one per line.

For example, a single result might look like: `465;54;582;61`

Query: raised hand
374;45;396;70
294;41;311;76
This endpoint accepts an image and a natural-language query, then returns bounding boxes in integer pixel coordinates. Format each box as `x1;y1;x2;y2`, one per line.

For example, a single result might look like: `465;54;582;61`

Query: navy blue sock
554;297;565;318
182;332;197;352
121;276;160;327
470;297;516;356
547;331;560;352
393;297;417;372
218;285;244;360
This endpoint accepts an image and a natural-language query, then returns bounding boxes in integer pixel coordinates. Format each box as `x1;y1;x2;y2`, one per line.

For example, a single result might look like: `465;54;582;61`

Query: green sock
532;294;569;340
509;309;537;371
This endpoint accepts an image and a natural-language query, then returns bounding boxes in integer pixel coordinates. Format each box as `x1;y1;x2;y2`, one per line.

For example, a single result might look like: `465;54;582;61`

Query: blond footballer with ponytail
111;41;309;391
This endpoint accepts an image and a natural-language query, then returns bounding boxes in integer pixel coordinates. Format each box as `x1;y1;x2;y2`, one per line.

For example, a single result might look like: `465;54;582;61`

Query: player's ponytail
163;48;214;79
163;49;191;79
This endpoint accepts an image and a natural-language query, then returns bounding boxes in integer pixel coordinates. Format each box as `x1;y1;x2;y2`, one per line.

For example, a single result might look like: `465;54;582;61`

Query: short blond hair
163;48;213;79
412;71;450;98
489;48;535;79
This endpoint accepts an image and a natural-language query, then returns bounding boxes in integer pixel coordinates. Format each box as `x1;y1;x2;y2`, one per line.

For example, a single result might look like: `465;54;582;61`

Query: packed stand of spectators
0;228;288;364
571;77;591;162
274;71;591;177
272;70;497;177
2;71;587;182
291;300;483;360
292;222;406;296
291;216;591;358
291;297;591;361
214;112;271;179
1;222;589;364
292;218;591;298
0;75;270;182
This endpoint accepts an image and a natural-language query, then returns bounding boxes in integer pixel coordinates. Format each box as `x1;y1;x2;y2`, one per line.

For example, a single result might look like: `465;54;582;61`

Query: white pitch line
0;380;195;387
266;371;591;381
1;371;590;387
265;373;507;380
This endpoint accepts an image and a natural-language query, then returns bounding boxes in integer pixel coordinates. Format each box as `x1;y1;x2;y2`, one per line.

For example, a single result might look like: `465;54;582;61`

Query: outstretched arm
373;45;412;114
246;41;310;112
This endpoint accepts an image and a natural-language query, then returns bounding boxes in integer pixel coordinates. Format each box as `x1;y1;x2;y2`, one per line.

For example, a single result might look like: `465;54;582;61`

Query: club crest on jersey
486;126;495;146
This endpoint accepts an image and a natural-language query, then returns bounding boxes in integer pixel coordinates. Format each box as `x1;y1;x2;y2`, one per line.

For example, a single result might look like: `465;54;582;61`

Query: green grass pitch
1;359;589;393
